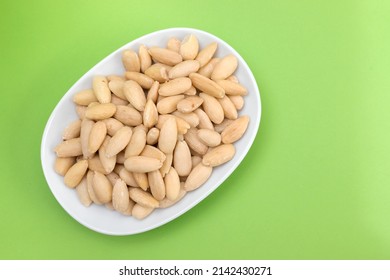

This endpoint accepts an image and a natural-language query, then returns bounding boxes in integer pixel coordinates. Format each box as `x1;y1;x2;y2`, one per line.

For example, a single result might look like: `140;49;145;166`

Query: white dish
41;27;261;235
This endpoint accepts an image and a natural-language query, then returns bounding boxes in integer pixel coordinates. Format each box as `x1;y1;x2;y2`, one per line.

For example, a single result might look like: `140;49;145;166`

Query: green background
1;0;389;259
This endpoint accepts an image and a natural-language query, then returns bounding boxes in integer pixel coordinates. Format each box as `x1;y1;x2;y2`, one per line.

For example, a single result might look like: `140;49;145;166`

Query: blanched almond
184;85;197;96
197;58;220;78
102;118;124;136
139;45;152;73
177;96;203;113
173;140;192;176
226;75;239;83
148;170;165;200
123;80;146;111
158;77;192;96
197;129;221;147
157;114;190;134
141;145;166;162
194;108;214;130
147;80;159;103
167;37;181;53
132;204;154;219
146;127;160;145
148;47;183;66
107;75;125;82
133;172;149;191
214;119;234;133
218;95;238;120
85;103;116;120
211;55;238;81
124;156;163;173
73;89;97;106
99;136;116;174
105;126;132;157
191;156;202;167
129;188;159;208
199;92;224;124
184;163;212;191
64;160;88;188
111;94;128;106
88;155;108;174
157;95;185;114
221;115;249;144
92;171;113;203
122;50;140;72
55;157;75;176
125;126;146;157
106;172;120;186
120;199;135;216
125;72;154;89
158;117;177;154
55;138;82;157
144;63;169;82
108;80;126;100
184;128;208;155
112;179;130;212
160;153;173;177
202;144;235;167
171;111;199;127
76;177;92;207
159;187;186;208
195;42;218;67
164;167;180;201
86;171;102;205
229;95;244;110
215;80;247;96
180;34;199;60
80;119;94;159
169;60;200;79
189;73;225;98
114;105;142;126
119;168;139;188
88;121;107;154
143;99;158;128
92;76;111;103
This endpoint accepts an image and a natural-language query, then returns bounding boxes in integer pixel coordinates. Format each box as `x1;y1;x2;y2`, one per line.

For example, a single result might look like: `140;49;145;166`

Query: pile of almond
54;34;249;219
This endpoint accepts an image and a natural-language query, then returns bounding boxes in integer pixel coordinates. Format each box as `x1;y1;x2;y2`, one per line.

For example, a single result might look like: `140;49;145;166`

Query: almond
146;127;160;145
148;47;183;66
197;58;220;78
194;108;214;130
88;121;107;154
148;170;165;201
169;60;200;79
158;77;192;96
158;187;187;208
92;171;113;203
119;168;139;188
122;50;140;72
64;160;88;188
157;95;185;114
85;103;116;120
106;126;133;157
92;76;111;103
123;80;146;111
125;71;154;89
102;118;124;137
197;129;221;147
173;140;192;176
124;126;146;157
86;171;102;205
176;96;203;113
140;145;166;163
195;42;218;67
164;167;180;201
183;128;208;155
199;92;224;124
55;138;82;157
112;179;130;213
114;105;142;126
218;95;238;120
139;44;152;73
189;73;225;98
184;163;212;191
211;54;238;81
158;117;177;154
202;144;235;167
132;204;154;219
144;63;169;82
75;177;92;207
54;157;76;176
160;153;173;178
229;95;244;110
129;188;159;208
99;136;116;174
215;80;247;96
146;80;159;103
180;34;199;60
167;37;181;53
73;89;97;106
124;156;163;173
108;80;127;100
221;115;249;144
143;99;158;128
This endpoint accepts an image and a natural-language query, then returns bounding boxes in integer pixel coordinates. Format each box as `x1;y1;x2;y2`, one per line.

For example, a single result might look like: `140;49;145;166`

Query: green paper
0;0;389;259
